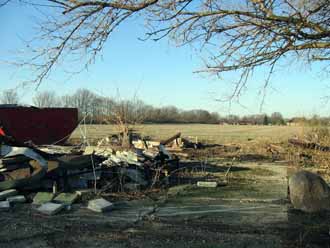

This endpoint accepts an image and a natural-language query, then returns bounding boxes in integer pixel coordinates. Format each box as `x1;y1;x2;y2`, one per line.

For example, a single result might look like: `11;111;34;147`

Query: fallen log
288;138;330;152
160;132;181;146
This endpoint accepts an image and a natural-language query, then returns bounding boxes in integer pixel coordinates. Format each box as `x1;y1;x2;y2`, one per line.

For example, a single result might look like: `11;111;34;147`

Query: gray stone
37;202;65;215
7;195;26;204
289;170;330;213
0;201;10;211
197;181;218;188
0;189;18;201
88;198;113;213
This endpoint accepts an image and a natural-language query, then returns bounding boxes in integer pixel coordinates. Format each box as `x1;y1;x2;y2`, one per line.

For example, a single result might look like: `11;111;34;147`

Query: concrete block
197;181;218;188
87;198;113;213
54;193;79;205
0;189;18;201
0;201;10;211
37;202;65;215
33;192;54;205
7;195;26;204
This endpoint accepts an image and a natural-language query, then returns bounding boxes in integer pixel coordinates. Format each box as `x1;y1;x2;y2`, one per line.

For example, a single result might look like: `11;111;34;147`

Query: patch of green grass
166;181;286;206
231;167;277;178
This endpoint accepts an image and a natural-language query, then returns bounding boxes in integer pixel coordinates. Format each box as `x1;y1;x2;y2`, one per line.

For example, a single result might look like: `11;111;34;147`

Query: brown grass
70;124;303;145
286;125;330;171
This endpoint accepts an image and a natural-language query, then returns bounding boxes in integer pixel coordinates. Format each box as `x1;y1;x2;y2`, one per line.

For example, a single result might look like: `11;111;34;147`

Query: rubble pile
0;130;231;216
0;132;184;214
132;132;209;159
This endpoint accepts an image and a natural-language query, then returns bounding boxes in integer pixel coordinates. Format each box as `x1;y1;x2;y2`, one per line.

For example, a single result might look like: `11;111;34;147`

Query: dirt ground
1;157;330;248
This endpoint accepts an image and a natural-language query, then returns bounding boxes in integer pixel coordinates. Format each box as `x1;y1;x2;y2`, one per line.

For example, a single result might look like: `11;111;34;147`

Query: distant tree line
30;89;222;124
220;112;286;126
288;116;330;126
0;88;287;125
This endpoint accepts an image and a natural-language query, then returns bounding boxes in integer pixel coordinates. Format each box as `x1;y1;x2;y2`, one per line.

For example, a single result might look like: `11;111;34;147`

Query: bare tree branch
0;0;11;7
7;0;330;100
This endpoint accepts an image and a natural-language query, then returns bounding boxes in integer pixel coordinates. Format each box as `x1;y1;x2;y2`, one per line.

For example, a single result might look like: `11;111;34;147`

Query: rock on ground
289;170;330;213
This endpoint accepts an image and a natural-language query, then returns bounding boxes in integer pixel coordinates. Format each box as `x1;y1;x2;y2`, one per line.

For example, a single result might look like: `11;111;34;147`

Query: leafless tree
0;89;19;104
32;90;60;107
69;88;97;120
5;0;330;100
110;97;148;148
60;94;74;107
0;1;10;7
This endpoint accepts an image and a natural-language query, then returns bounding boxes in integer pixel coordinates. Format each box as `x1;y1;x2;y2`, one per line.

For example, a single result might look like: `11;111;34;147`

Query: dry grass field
70;124;305;144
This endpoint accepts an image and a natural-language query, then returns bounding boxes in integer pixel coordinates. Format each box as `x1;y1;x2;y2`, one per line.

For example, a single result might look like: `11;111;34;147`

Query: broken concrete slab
7;195;26;204
53;193;79;205
113;151;142;166
197;181;218;188
84;146;113;157
0;201;10;211
33;192;54;205
37;202;65;215
87;198;113;213
0;189;18;201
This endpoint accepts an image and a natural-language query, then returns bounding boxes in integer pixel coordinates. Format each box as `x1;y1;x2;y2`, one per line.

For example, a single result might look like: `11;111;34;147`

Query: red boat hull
0;107;78;145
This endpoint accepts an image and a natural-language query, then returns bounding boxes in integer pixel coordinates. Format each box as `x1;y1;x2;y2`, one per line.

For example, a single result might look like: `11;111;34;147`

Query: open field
70;124;305;144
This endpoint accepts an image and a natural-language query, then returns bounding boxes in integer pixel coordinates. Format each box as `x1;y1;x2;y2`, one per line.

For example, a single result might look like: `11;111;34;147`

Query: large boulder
289;170;330;213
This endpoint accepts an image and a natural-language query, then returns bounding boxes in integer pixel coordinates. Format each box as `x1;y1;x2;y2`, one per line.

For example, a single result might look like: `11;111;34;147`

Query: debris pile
0;127;232;216
0;131;187;214
132;132;225;159
288;138;330;152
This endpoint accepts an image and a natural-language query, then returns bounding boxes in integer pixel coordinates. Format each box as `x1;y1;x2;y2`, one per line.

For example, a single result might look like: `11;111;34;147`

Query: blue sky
1;3;330;118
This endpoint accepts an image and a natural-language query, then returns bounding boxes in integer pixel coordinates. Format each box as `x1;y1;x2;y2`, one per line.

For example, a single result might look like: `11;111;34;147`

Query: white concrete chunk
37;202;65;215
87;198;113;213
7;195;26;204
0;189;18;201
0;201;10;210
197;181;218;188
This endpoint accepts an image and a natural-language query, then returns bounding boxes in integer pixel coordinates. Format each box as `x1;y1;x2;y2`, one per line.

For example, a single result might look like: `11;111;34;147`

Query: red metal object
0;106;78;145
